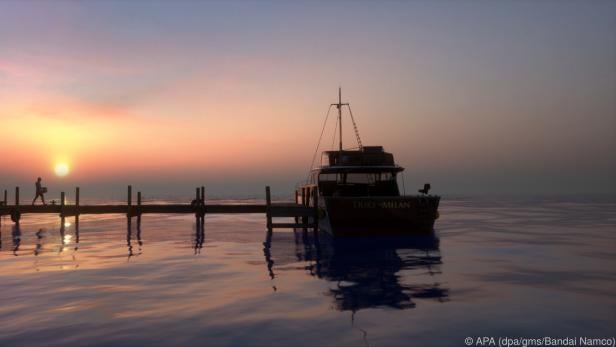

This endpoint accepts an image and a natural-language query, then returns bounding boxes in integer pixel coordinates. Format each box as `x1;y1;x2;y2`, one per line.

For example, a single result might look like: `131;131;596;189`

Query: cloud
28;99;134;121
0;92;135;123
0;55;157;122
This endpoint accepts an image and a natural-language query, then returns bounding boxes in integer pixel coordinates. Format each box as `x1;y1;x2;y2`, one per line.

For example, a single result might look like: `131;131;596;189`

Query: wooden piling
10;187;20;223
0;189;3;226
137;191;142;216
60;191;65;217
200;186;205;222
294;189;299;223
265;186;272;229
3;189;7;205
195;187;200;203
312;186;319;229
127;185;132;218
137;191;142;227
75;187;80;207
301;187;307;225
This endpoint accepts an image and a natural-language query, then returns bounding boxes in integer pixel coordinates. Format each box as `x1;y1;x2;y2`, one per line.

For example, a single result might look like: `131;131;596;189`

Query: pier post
127;185;132;218
1;189;5;227
75;187;80;217
127;185;132;231
137;191;142;228
11;187;20;223
194;187;200;216
200;186;205;223
265;186;272;229
195;186;202;229
312;187;319;230
301;187;307;225
60;192;65;218
294;189;299;223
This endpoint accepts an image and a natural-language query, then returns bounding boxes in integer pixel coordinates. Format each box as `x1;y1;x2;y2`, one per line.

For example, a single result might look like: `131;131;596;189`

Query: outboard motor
418;183;431;195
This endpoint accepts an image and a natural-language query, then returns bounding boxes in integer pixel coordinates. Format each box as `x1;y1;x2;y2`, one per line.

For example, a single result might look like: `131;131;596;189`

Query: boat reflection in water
263;228;449;312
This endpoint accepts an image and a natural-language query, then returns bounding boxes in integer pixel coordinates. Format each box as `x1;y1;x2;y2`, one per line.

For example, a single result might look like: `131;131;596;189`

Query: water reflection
34;229;44;256
11;223;21;256
127;218;143;259
264;229;448;312
194;216;205;254
59;217;66;253
74;216;80;251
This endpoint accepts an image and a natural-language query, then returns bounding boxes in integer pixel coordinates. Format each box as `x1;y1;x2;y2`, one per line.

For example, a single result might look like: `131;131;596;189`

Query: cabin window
319;173;338;182
321;153;331;166
378;172;396;181
320;172;396;184
346;173;376;184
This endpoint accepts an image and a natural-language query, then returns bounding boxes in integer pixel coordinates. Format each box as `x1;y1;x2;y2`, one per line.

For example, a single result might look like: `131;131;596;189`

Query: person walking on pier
32;177;46;205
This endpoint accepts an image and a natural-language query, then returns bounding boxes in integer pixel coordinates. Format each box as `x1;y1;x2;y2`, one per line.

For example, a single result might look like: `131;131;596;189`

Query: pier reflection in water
263;228;448;312
8;217;82;257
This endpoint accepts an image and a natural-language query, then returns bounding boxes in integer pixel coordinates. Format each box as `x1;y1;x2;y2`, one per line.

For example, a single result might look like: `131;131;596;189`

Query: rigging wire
331;114;338;150
306;105;334;183
346;105;363;150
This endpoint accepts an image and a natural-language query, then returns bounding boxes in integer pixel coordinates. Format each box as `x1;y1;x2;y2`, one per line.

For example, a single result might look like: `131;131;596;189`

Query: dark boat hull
320;196;440;236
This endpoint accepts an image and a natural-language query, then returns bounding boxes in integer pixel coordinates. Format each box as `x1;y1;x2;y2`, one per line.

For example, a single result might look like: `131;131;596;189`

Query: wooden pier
0;185;318;229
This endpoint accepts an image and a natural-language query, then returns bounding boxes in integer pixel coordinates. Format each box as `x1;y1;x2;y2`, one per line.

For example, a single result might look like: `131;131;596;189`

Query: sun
54;163;70;177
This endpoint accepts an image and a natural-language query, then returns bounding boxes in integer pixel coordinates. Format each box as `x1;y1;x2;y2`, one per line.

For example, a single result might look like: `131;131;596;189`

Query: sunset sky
1;0;615;198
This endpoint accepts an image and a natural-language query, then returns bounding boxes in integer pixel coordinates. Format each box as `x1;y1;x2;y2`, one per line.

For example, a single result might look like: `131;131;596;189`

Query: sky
1;0;615;198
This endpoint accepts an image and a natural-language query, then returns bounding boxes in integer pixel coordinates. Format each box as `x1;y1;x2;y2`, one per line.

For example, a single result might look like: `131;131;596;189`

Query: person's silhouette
32;177;46;205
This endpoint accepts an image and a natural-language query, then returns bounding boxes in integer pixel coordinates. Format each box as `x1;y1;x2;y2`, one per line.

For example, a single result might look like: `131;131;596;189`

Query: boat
296;89;440;236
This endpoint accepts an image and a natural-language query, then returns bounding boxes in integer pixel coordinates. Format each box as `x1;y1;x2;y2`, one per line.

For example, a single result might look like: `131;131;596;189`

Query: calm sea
1;197;615;347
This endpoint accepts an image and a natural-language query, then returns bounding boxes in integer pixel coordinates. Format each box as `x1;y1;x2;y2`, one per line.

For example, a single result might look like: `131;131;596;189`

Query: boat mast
332;87;348;151
338;88;343;151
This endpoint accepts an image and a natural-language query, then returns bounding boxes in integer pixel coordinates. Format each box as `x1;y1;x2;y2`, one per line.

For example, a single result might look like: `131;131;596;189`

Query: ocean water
1;197;615;347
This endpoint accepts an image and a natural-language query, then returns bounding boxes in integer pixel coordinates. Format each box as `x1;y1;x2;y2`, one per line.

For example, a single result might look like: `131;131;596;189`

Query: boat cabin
307;146;403;197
